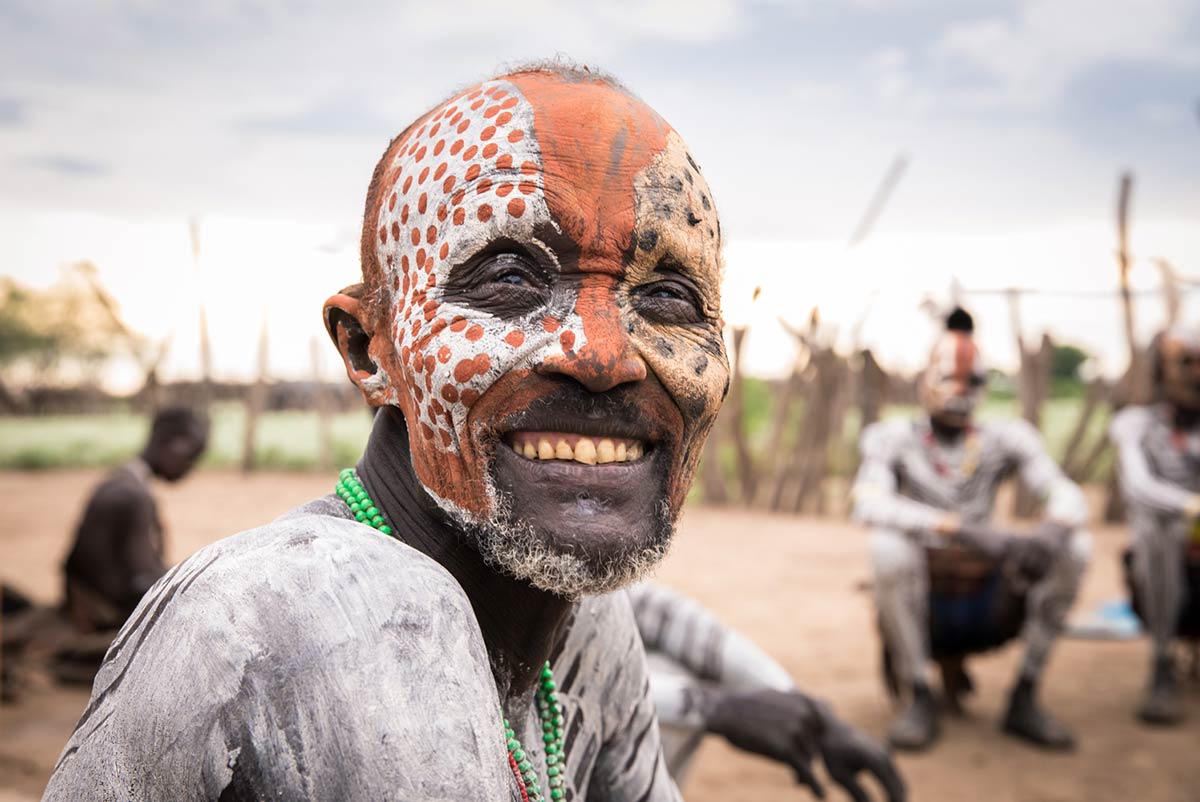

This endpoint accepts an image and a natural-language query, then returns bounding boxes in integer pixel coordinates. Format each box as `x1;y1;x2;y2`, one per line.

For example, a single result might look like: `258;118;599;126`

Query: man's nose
537;275;647;393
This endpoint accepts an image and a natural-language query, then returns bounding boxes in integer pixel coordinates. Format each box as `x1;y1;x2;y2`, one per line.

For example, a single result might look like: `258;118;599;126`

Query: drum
881;546;1028;704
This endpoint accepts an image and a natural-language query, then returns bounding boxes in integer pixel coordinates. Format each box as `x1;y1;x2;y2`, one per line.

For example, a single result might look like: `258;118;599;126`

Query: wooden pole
1116;174;1136;370
727;326;758;505
189;217;214;411
241;311;269;473
1061;377;1107;480
847;153;909;249
1105;172;1139;521
311;336;332;472
1005;289;1053;516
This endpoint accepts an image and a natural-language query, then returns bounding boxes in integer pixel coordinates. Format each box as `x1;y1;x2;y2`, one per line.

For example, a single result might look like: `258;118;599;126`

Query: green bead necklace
335;468;566;801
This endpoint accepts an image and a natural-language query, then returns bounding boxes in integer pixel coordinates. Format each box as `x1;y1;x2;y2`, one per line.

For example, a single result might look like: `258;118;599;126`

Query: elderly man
852;308;1091;751
630;582;906;802
1110;326;1200;725
46;66;737;801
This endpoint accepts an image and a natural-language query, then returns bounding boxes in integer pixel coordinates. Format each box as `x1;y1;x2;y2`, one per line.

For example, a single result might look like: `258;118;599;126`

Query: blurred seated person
851;308;1091;751
1110;325;1200;725
629;582;906;802
61;406;208;638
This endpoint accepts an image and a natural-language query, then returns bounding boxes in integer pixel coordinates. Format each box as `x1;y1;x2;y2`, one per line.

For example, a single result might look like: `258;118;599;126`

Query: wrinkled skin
326;70;728;595
708;689;906;802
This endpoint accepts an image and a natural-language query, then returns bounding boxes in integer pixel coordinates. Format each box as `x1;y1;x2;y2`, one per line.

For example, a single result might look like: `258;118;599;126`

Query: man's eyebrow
648;253;706;286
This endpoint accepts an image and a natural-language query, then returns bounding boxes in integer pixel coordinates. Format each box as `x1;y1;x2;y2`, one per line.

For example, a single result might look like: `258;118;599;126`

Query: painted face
332;70;728;595
1159;328;1200;411
920;331;986;427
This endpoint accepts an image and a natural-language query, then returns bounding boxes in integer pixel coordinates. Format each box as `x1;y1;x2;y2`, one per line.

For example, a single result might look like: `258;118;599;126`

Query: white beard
456;484;675;600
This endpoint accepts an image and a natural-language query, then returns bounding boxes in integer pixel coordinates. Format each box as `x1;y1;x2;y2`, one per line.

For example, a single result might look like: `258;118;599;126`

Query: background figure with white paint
1110;325;1200;725
853;308;1091;751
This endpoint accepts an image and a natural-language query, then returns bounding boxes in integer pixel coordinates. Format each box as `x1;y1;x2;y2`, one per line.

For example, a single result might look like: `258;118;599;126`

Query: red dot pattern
371;79;585;454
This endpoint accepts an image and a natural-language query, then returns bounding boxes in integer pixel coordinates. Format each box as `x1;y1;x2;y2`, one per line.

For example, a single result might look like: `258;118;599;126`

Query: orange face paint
351;69;728;520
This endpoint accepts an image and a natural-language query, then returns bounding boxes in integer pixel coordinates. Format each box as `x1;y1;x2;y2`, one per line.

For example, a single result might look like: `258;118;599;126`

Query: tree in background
1050;344;1089;383
0;262;145;410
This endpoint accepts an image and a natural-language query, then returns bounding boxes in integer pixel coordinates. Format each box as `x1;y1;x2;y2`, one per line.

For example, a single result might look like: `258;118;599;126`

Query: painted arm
630;584;906;802
586;596;682;802
851;422;946;536
1006;419;1089;527
1110;407;1198;518
629;581;793;698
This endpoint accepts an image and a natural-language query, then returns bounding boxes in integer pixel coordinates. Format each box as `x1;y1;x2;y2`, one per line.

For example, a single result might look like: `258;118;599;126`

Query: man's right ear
323;291;395;406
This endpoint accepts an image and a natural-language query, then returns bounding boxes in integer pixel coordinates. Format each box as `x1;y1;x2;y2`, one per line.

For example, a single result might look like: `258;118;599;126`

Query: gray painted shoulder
980;416;1042;452
1110;403;1154;440
859;416;915;453
45;511;506;802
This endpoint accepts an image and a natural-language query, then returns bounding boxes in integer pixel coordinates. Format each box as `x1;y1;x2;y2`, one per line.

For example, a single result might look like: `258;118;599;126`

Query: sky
2;0;1198;388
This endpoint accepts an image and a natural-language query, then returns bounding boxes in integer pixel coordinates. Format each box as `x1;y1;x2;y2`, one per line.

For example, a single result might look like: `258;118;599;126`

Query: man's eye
480;254;542;289
495;271;528;286
633;280;702;324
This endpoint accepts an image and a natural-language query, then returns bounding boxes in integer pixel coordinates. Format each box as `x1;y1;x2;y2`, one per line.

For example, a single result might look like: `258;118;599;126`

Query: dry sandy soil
2;469;1198;802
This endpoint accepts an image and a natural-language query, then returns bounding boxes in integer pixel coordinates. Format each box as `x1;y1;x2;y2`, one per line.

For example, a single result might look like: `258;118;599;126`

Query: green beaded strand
335;468;392;535
335;469;565;799
502;661;566;802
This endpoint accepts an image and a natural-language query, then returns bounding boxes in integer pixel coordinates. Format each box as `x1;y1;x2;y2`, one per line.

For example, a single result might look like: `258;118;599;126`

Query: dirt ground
2;469;1198;802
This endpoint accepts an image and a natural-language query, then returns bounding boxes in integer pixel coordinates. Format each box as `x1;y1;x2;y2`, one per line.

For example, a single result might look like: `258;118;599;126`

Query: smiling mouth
505;431;649;465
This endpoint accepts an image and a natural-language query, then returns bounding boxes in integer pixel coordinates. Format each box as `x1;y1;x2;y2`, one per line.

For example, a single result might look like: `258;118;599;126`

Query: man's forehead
506;72;670;254
930;332;982;376
370;70;715;280
1164;327;1200;355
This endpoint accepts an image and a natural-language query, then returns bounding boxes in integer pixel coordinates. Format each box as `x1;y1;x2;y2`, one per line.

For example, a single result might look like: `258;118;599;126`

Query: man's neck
1169;403;1200;432
136;451;161;482
928;415;968;444
355;407;575;707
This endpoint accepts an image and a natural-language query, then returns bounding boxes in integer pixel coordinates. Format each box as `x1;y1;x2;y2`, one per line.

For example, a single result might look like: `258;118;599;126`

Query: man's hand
817;707;907;802
1006;520;1070;582
707;689;906;801
708;689;826;796
953;522;1013;560
953;520;1069;581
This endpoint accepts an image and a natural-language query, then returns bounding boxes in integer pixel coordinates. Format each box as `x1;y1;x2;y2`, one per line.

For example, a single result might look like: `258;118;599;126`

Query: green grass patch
0;404;374;471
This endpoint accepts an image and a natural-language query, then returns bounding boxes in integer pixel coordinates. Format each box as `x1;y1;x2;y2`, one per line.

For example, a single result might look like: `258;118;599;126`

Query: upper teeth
510;434;644;465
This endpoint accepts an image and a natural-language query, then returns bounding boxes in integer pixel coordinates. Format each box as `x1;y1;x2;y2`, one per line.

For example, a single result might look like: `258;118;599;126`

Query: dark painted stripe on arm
620;712;656;773
632;751;663;802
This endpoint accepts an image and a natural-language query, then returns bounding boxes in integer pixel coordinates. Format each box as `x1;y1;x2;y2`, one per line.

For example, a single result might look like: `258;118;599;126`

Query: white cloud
1137;99;1193;126
934;0;1200;107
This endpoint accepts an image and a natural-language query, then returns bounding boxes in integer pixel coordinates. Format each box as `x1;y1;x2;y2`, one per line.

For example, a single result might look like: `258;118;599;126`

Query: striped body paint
338;70;727;519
